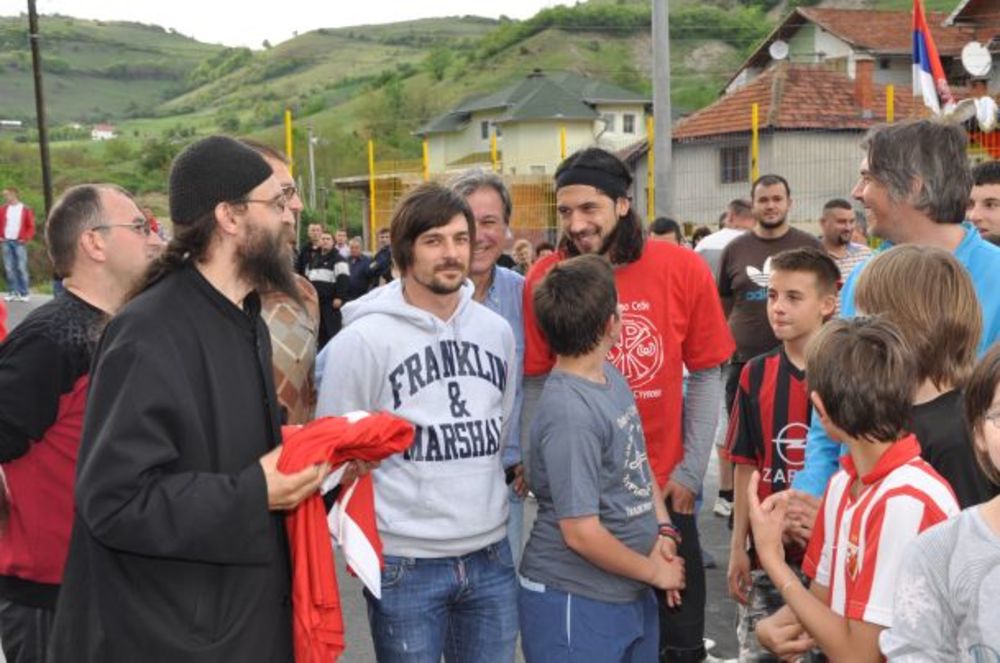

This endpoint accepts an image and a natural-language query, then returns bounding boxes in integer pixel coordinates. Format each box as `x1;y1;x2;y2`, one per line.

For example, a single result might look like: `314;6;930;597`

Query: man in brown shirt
717;174;820;452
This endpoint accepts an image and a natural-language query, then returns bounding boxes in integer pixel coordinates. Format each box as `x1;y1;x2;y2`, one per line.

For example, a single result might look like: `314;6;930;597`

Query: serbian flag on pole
912;0;954;115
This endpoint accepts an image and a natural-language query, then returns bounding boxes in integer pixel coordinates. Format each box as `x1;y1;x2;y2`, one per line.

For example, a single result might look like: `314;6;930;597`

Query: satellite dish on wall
961;42;993;78
769;40;789;61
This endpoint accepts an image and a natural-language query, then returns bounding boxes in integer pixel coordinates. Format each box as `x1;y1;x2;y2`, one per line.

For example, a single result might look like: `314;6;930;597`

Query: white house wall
631;131;862;233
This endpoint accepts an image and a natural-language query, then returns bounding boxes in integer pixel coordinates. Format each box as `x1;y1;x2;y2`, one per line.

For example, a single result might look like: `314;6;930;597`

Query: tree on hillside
425;46;453;81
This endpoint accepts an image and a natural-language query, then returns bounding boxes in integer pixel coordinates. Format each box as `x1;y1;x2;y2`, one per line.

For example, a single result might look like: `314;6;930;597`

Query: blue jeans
1;241;29;296
365;539;518;662
518;579;658;663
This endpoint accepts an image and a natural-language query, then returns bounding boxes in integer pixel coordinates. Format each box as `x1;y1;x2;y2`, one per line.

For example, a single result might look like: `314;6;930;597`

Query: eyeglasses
281;184;298;199
238;195;288;215
92;218;152;237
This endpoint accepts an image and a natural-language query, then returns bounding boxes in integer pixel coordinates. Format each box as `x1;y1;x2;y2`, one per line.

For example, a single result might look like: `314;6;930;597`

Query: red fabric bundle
278;413;414;663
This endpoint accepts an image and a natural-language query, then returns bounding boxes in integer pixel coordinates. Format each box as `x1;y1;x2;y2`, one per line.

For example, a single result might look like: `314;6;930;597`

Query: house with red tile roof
621;3;1000;227
725;7;994;94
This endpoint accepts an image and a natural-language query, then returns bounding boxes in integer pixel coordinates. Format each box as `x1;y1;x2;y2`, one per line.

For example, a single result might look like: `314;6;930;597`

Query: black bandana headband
555;165;629;200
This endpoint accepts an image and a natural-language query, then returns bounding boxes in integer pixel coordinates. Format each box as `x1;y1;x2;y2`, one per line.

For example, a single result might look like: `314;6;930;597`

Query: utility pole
307;125;317;210
652;0;673;218
27;0;53;215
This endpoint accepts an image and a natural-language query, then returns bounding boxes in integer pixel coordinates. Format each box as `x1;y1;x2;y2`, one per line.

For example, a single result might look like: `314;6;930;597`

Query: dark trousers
724;360;746;415
657;508;707;663
0;600;54;663
316;301;342;349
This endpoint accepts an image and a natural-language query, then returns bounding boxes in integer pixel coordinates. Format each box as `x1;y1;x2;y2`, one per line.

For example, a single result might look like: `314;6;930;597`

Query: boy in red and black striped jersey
725;247;838;660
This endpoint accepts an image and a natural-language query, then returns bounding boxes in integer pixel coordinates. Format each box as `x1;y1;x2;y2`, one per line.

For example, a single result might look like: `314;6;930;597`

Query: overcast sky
0;1;562;48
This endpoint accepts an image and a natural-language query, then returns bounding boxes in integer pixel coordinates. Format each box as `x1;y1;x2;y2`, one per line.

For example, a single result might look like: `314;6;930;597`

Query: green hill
0;0;968;210
0;14;223;123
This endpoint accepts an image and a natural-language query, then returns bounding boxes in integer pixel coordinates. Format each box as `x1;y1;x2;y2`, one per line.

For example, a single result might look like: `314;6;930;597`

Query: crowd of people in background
1;118;1000;663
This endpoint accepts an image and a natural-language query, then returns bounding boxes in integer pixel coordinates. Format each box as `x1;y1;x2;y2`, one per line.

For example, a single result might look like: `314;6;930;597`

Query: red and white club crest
608;313;664;389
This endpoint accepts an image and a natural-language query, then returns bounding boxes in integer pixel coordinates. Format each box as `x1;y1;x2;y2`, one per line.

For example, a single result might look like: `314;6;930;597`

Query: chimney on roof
854;55;875;119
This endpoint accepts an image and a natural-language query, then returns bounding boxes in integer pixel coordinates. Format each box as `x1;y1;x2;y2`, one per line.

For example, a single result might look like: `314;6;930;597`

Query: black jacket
306;250;349;303
48;265;293;662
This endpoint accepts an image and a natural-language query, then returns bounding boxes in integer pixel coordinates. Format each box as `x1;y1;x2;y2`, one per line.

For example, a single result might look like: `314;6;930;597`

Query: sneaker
713;496;733;518
2;293;12;302
17;294;29;302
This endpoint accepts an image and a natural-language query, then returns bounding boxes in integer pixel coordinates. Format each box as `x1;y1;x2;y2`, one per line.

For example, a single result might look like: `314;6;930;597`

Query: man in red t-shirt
522;147;734;663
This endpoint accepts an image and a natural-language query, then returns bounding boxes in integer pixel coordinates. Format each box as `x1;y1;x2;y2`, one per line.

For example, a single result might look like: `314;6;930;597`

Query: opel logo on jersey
773;422;809;466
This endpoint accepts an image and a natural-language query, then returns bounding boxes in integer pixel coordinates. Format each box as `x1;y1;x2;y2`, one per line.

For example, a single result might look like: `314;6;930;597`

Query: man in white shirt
1;187;35;302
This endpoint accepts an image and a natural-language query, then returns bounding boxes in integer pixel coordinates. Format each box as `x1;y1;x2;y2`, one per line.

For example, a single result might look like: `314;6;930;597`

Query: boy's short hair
855;245;981;389
768;246;840;296
972;160;1000;187
963;342;1000;486
807;316;916;442
533;255;617;358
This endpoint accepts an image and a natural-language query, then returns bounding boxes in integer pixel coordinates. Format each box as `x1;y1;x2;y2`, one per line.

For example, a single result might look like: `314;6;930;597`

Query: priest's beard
237;220;301;305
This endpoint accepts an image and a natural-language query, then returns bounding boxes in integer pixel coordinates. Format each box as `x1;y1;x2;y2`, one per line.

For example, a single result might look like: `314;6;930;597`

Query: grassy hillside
0;0;970;218
0;15;223;123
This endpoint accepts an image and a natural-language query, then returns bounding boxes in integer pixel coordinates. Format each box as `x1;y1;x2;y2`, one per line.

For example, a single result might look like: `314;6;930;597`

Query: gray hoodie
316;280;516;557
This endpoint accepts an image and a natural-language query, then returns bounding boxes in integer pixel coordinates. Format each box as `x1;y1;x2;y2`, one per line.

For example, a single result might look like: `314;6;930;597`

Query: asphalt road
5;296;740;662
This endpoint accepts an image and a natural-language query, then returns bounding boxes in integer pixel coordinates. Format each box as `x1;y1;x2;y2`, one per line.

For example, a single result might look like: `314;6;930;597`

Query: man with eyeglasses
0;184;163;662
48;137;328;662
243;140;321;425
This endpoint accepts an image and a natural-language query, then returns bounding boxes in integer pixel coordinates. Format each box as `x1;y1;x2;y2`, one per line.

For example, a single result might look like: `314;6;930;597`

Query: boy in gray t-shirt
518;255;685;662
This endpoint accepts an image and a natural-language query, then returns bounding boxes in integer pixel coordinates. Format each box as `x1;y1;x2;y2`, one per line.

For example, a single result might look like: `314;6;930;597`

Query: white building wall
630;131;863;234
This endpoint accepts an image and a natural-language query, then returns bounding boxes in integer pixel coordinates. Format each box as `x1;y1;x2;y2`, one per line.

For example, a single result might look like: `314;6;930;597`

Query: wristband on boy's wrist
657;522;682;545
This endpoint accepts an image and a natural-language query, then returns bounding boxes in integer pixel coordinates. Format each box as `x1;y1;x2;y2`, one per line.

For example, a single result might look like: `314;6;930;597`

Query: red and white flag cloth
279;412;414;663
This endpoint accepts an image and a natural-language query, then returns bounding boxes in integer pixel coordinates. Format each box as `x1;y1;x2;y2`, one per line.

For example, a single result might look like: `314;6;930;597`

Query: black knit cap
168;135;273;226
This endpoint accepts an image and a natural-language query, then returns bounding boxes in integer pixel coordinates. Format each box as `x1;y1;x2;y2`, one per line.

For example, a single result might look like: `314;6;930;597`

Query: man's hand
259;446;328;511
755;606;816;661
507;463;528;498
662;479;696;514
784;490;821;547
727;545;751;605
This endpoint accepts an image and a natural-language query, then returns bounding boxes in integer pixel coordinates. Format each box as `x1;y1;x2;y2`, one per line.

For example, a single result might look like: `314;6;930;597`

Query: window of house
602;113;616;132
495;123;502;138
623;113;636;134
481;121;490;140
720;145;750;184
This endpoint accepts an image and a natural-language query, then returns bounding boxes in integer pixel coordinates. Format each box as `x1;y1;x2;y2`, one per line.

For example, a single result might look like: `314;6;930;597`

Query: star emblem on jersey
608;312;664;389
846;538;860;581
745;257;773;288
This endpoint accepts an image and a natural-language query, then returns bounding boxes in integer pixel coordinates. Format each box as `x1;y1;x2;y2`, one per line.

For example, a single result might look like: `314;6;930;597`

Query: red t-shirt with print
523;240;734;484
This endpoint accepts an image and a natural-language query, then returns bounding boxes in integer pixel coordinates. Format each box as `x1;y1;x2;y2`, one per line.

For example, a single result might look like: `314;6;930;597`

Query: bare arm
727;464;754;603
748;472;884;662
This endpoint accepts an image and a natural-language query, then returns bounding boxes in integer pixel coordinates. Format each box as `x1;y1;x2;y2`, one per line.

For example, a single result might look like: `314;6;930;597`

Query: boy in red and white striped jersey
746;316;960;661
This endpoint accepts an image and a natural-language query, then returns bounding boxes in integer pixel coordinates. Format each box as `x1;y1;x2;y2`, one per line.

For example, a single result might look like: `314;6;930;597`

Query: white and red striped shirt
802;435;959;627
